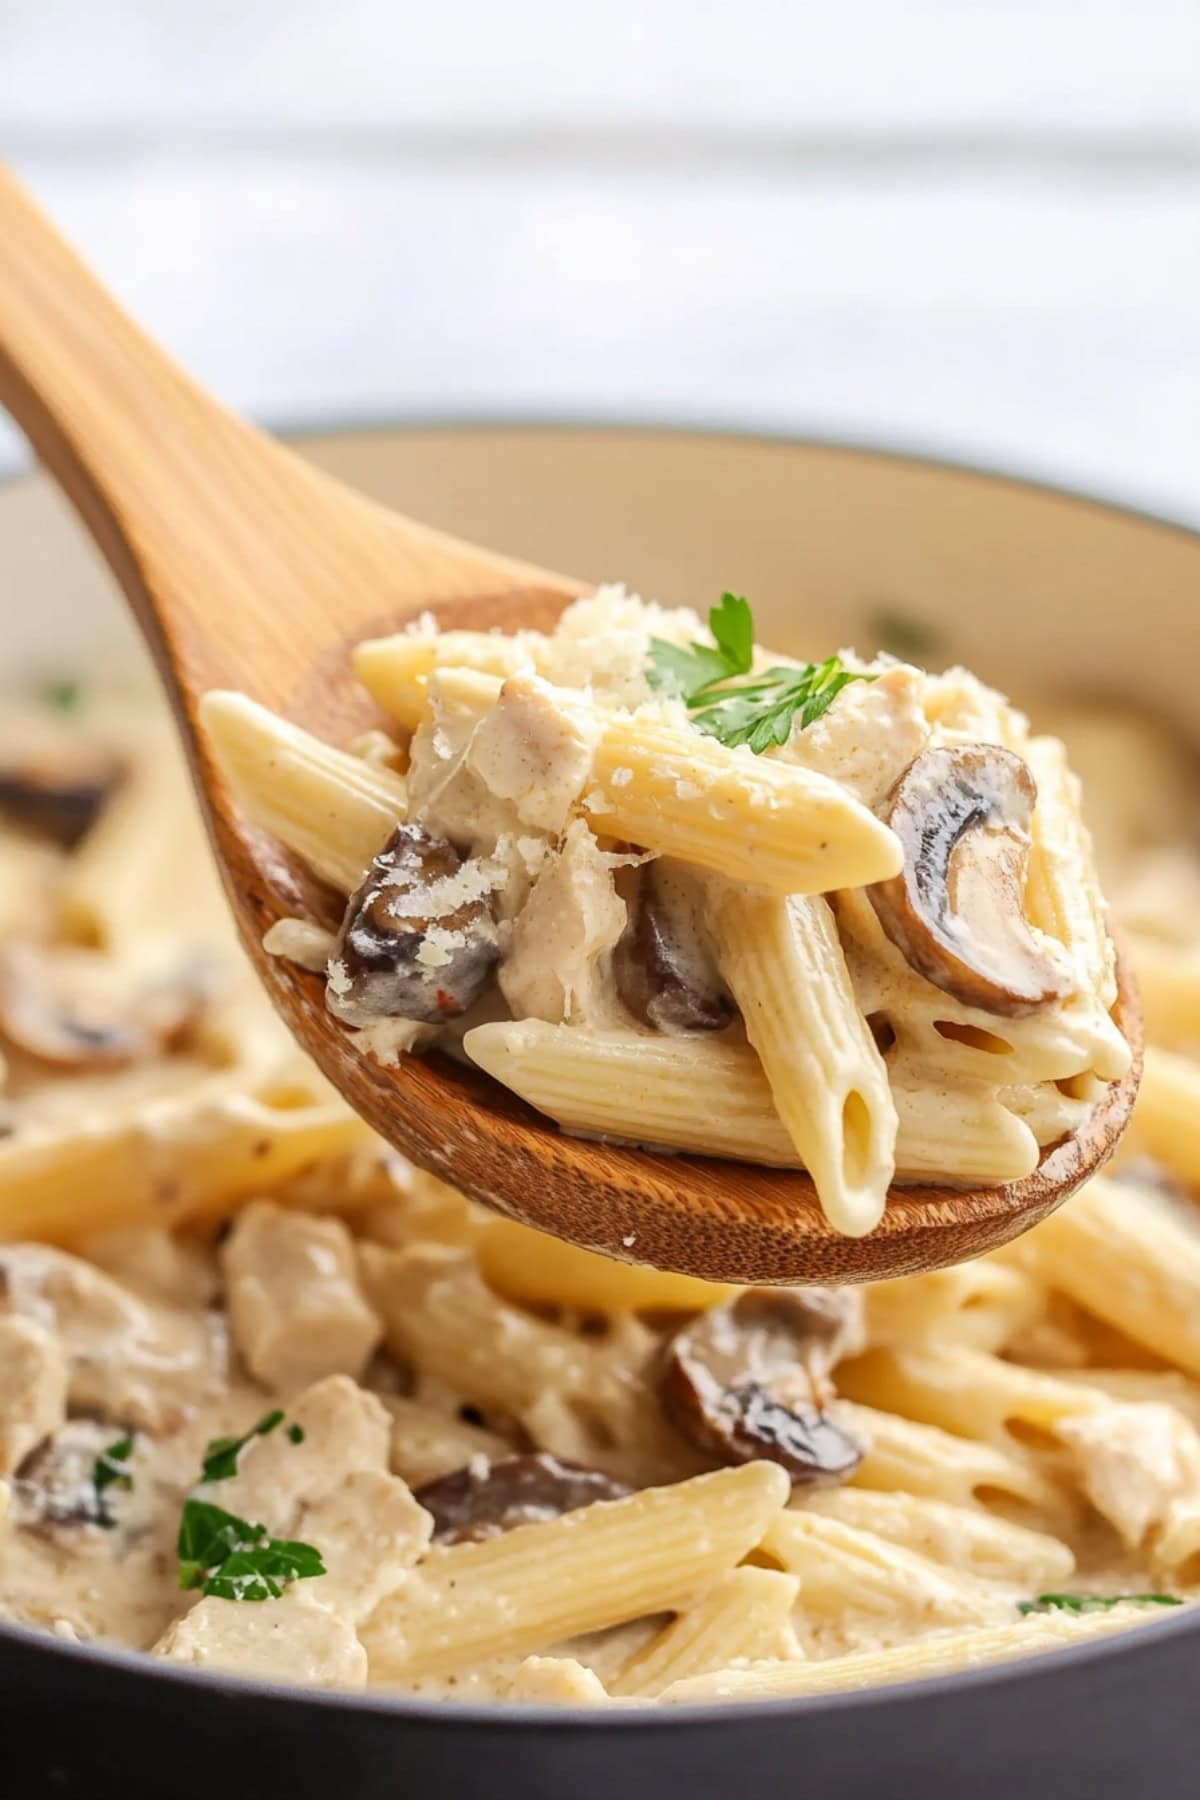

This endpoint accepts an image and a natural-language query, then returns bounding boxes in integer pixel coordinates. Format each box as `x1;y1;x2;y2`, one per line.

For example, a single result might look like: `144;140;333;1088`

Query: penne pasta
360;1462;790;1679
660;1606;1159;1703
704;887;896;1235
610;1567;801;1698
463;1022;1039;1196
200;690;407;893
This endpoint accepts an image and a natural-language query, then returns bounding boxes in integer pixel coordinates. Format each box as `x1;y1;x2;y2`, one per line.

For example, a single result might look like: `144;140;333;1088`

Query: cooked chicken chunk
0;1243;225;1431
155;1588;367;1688
217;1376;393;1528
221;1202;382;1394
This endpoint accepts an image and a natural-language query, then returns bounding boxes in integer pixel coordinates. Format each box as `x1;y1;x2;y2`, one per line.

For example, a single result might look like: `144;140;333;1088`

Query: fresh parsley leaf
646;594;873;754
647;592;754;699
1018;1593;1181;1617
176;1498;325;1603
201;1540;326;1603
689;657;875;754
287;1424;305;1445
201;1409;285;1483
40;677;84;713
92;1434;135;1501
869;610;944;661
177;1499;262;1590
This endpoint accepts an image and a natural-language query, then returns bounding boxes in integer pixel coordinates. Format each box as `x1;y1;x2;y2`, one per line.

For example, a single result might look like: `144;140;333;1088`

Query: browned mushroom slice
13;1420;130;1532
330;824;500;1025
414;1452;632;1543
0;747;122;848
867;744;1070;1018
614;862;734;1033
660;1290;864;1486
0;942;214;1070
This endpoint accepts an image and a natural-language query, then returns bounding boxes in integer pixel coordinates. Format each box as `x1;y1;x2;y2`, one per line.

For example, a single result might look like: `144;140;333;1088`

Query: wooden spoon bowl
0;166;1142;1283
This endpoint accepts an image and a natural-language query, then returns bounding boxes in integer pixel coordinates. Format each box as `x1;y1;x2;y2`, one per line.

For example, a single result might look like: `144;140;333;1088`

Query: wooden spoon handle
0;165;577;714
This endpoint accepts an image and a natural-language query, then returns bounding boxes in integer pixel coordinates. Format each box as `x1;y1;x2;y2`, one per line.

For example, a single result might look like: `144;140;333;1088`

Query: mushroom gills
329;823;500;1025
867;744;1070;1018
0;942;215;1070
414;1452;632;1543
660;1290;865;1486
614;861;734;1034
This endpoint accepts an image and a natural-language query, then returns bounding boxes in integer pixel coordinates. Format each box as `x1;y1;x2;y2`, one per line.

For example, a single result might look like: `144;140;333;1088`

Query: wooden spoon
0;166;1141;1284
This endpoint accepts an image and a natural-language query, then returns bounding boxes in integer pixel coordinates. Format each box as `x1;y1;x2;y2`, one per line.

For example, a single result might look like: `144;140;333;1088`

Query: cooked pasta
200;588;1130;1237
0;671;1195;1707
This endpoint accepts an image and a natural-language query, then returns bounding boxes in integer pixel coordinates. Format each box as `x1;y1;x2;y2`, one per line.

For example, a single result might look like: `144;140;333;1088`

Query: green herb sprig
92;1434;135;1510
1018;1593;1182;1617
201;1409;285;1483
647;593;874;755
177;1499;325;1603
179;1409;321;1601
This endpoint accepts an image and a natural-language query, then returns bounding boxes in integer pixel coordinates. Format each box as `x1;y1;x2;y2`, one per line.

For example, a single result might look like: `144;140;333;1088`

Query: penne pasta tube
1012;1175;1200;1381
360;1462;790;1679
200;691;407;893
354;627;551;727
705;887;896;1234
760;1510;999;1628
1125;932;1200;1051
0;1074;371;1243
415;665;903;894
660;1606;1158;1703
1132;1046;1200;1188
797;1489;1076;1589
462;1020;1041;1187
841;1401;1065;1523
610;1567;801;1698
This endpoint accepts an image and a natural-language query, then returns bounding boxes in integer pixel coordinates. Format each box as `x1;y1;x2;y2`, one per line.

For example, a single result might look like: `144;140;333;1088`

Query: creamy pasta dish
1;646;1197;1707
203;590;1130;1238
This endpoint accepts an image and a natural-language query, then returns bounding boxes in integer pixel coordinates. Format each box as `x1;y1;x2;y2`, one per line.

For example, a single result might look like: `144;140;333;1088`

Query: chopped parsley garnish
1018;1593;1182;1617
40;677;84;713
92;1434;135;1504
201;1409;285;1483
287;1423;305;1445
647;592;874;755
869;610;945;661
177;1498;325;1603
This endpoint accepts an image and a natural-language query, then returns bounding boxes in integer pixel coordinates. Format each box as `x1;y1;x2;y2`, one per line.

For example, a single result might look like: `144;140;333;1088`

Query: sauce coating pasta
0;675;1194;1704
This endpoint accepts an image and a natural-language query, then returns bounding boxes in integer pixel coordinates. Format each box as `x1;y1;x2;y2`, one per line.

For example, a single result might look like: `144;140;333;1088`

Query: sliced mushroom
12;1419;129;1531
660;1289;864;1486
0;746;122;848
614;862;734;1033
0;942;214;1070
414;1452;632;1543
329;824;500;1025
867;744;1070;1018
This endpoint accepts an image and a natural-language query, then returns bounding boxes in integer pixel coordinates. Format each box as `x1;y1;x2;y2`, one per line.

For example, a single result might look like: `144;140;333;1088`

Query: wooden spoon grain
0;166;1142;1283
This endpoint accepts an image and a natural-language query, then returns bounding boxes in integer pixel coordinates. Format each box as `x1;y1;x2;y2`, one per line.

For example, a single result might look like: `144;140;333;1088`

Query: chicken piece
217;1375;392;1529
464;676;597;835
0;1243;224;1431
0;1316;68;1475
80;1224;219;1309
297;1469;432;1623
1057;1402;1200;1550
499;820;630;1027
221;1202;382;1394
507;1656;610;1706
776;662;929;807
154;1588;367;1688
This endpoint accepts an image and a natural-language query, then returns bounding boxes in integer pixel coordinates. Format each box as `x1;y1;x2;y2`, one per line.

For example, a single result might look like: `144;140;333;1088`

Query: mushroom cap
659;1289;864;1486
867;743;1071;1018
331;823;500;1025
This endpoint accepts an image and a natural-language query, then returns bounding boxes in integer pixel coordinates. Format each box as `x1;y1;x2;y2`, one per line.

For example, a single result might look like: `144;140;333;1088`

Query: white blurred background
2;1;1200;521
